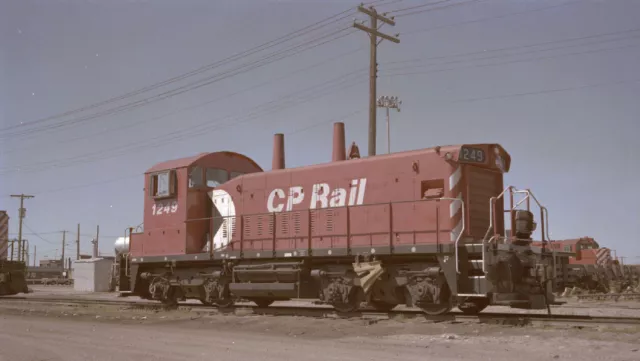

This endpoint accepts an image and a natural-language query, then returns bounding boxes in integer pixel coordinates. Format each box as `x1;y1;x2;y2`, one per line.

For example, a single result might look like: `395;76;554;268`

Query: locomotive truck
116;122;566;315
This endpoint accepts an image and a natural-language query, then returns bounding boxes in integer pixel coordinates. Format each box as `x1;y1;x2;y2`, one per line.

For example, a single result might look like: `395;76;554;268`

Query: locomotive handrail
482;186;551;275
125;227;132;277
512;189;551;242
483;185;515;242
484;186;550;243
482;235;499;274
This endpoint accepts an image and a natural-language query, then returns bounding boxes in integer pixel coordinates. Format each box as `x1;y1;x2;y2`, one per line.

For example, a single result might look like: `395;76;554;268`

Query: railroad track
2;295;640;328
576;293;640;302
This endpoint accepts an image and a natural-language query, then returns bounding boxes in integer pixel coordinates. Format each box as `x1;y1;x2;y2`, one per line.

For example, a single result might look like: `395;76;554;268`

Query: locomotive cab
133;151;263;258
120;152;263;296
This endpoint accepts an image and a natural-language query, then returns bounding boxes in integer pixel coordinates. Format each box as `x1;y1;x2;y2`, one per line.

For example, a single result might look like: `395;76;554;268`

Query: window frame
149;169;177;199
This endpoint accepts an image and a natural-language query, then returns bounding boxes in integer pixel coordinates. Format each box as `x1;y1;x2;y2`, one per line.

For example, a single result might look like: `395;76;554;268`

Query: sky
1;0;639;265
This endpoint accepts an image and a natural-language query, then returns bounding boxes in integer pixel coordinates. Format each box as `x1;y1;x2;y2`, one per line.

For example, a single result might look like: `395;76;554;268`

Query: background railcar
0;211;29;296
532;238;638;293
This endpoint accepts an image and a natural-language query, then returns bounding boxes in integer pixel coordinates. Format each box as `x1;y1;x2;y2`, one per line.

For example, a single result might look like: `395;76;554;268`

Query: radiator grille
467;167;501;238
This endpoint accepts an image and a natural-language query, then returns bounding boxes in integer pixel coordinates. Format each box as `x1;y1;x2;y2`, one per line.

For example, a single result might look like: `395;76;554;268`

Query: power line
1;26;357;140
1;68;368;174
2;45;365;155
22;223;54;245
387;0;453;14
1;108;364;200
16;76;367;174
394;0;484;18
0;6;361;133
401;0;583;35
382;30;640;71
380;41;640;77
388;27;640;65
27;174;142;196
445;77;640;104
6;38;639;174
372;0;407;8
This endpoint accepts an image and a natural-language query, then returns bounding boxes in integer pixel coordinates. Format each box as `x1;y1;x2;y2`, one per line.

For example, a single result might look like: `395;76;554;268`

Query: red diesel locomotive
117;122;564;315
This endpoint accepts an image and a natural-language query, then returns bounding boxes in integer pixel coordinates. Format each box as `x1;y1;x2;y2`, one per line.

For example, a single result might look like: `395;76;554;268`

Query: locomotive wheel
199;299;213;306
418;302;453;316
417;277;453;316
457;298;489;315
332;301;360;313
369;300;398;312
161;288;179;308
250;298;275;308
215;297;235;308
331;286;365;313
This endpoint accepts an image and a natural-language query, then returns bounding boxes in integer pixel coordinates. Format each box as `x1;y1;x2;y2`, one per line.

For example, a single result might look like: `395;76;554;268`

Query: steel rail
2;296;640;327
575;293;640;302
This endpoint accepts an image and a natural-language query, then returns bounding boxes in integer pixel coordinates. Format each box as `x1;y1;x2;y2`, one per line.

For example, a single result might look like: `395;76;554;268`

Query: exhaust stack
332;122;346;162
272;133;285;170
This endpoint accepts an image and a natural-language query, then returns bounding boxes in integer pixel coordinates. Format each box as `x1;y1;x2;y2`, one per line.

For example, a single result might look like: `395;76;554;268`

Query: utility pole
91;225;100;258
10;194;34;263
376;95;402;153
353;4;399;157
33;244;36;267
96;225;99;257
76;223;80;260
61;230;66;270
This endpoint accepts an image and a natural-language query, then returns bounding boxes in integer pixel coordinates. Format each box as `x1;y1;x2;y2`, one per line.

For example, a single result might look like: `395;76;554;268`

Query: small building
40;259;63;268
73;258;113;292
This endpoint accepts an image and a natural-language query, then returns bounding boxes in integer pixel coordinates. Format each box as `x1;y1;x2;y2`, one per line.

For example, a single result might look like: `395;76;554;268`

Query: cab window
206;168;229;187
189;166;204;188
149;170;176;198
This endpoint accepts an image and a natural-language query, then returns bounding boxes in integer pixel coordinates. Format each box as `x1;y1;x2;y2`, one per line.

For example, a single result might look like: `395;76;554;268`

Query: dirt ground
1;298;639;361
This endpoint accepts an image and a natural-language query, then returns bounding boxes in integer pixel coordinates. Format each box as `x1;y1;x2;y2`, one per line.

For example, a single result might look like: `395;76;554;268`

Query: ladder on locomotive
455;186;550;297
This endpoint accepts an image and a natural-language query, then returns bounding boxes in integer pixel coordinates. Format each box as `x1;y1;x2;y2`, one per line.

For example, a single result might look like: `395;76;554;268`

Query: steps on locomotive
457;243;557;310
457;243;489;296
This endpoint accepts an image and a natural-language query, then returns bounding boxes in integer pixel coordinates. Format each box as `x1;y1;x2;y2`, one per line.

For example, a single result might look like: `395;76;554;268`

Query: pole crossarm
353;23;400;43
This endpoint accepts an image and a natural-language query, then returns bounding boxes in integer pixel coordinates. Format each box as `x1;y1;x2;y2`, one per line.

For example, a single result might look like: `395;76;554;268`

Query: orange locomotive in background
532;237;639;292
118;122;565;315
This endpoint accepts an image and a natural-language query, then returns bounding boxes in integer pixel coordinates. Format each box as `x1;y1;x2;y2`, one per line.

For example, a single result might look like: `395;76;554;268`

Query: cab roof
145;151;262;174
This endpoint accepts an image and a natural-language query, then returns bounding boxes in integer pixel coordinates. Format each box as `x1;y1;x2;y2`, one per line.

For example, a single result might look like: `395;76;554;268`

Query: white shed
73;258;113;292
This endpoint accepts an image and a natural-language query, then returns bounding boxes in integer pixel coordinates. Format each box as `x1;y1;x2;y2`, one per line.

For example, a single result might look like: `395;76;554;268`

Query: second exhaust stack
332;122;346;162
272;133;285;170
